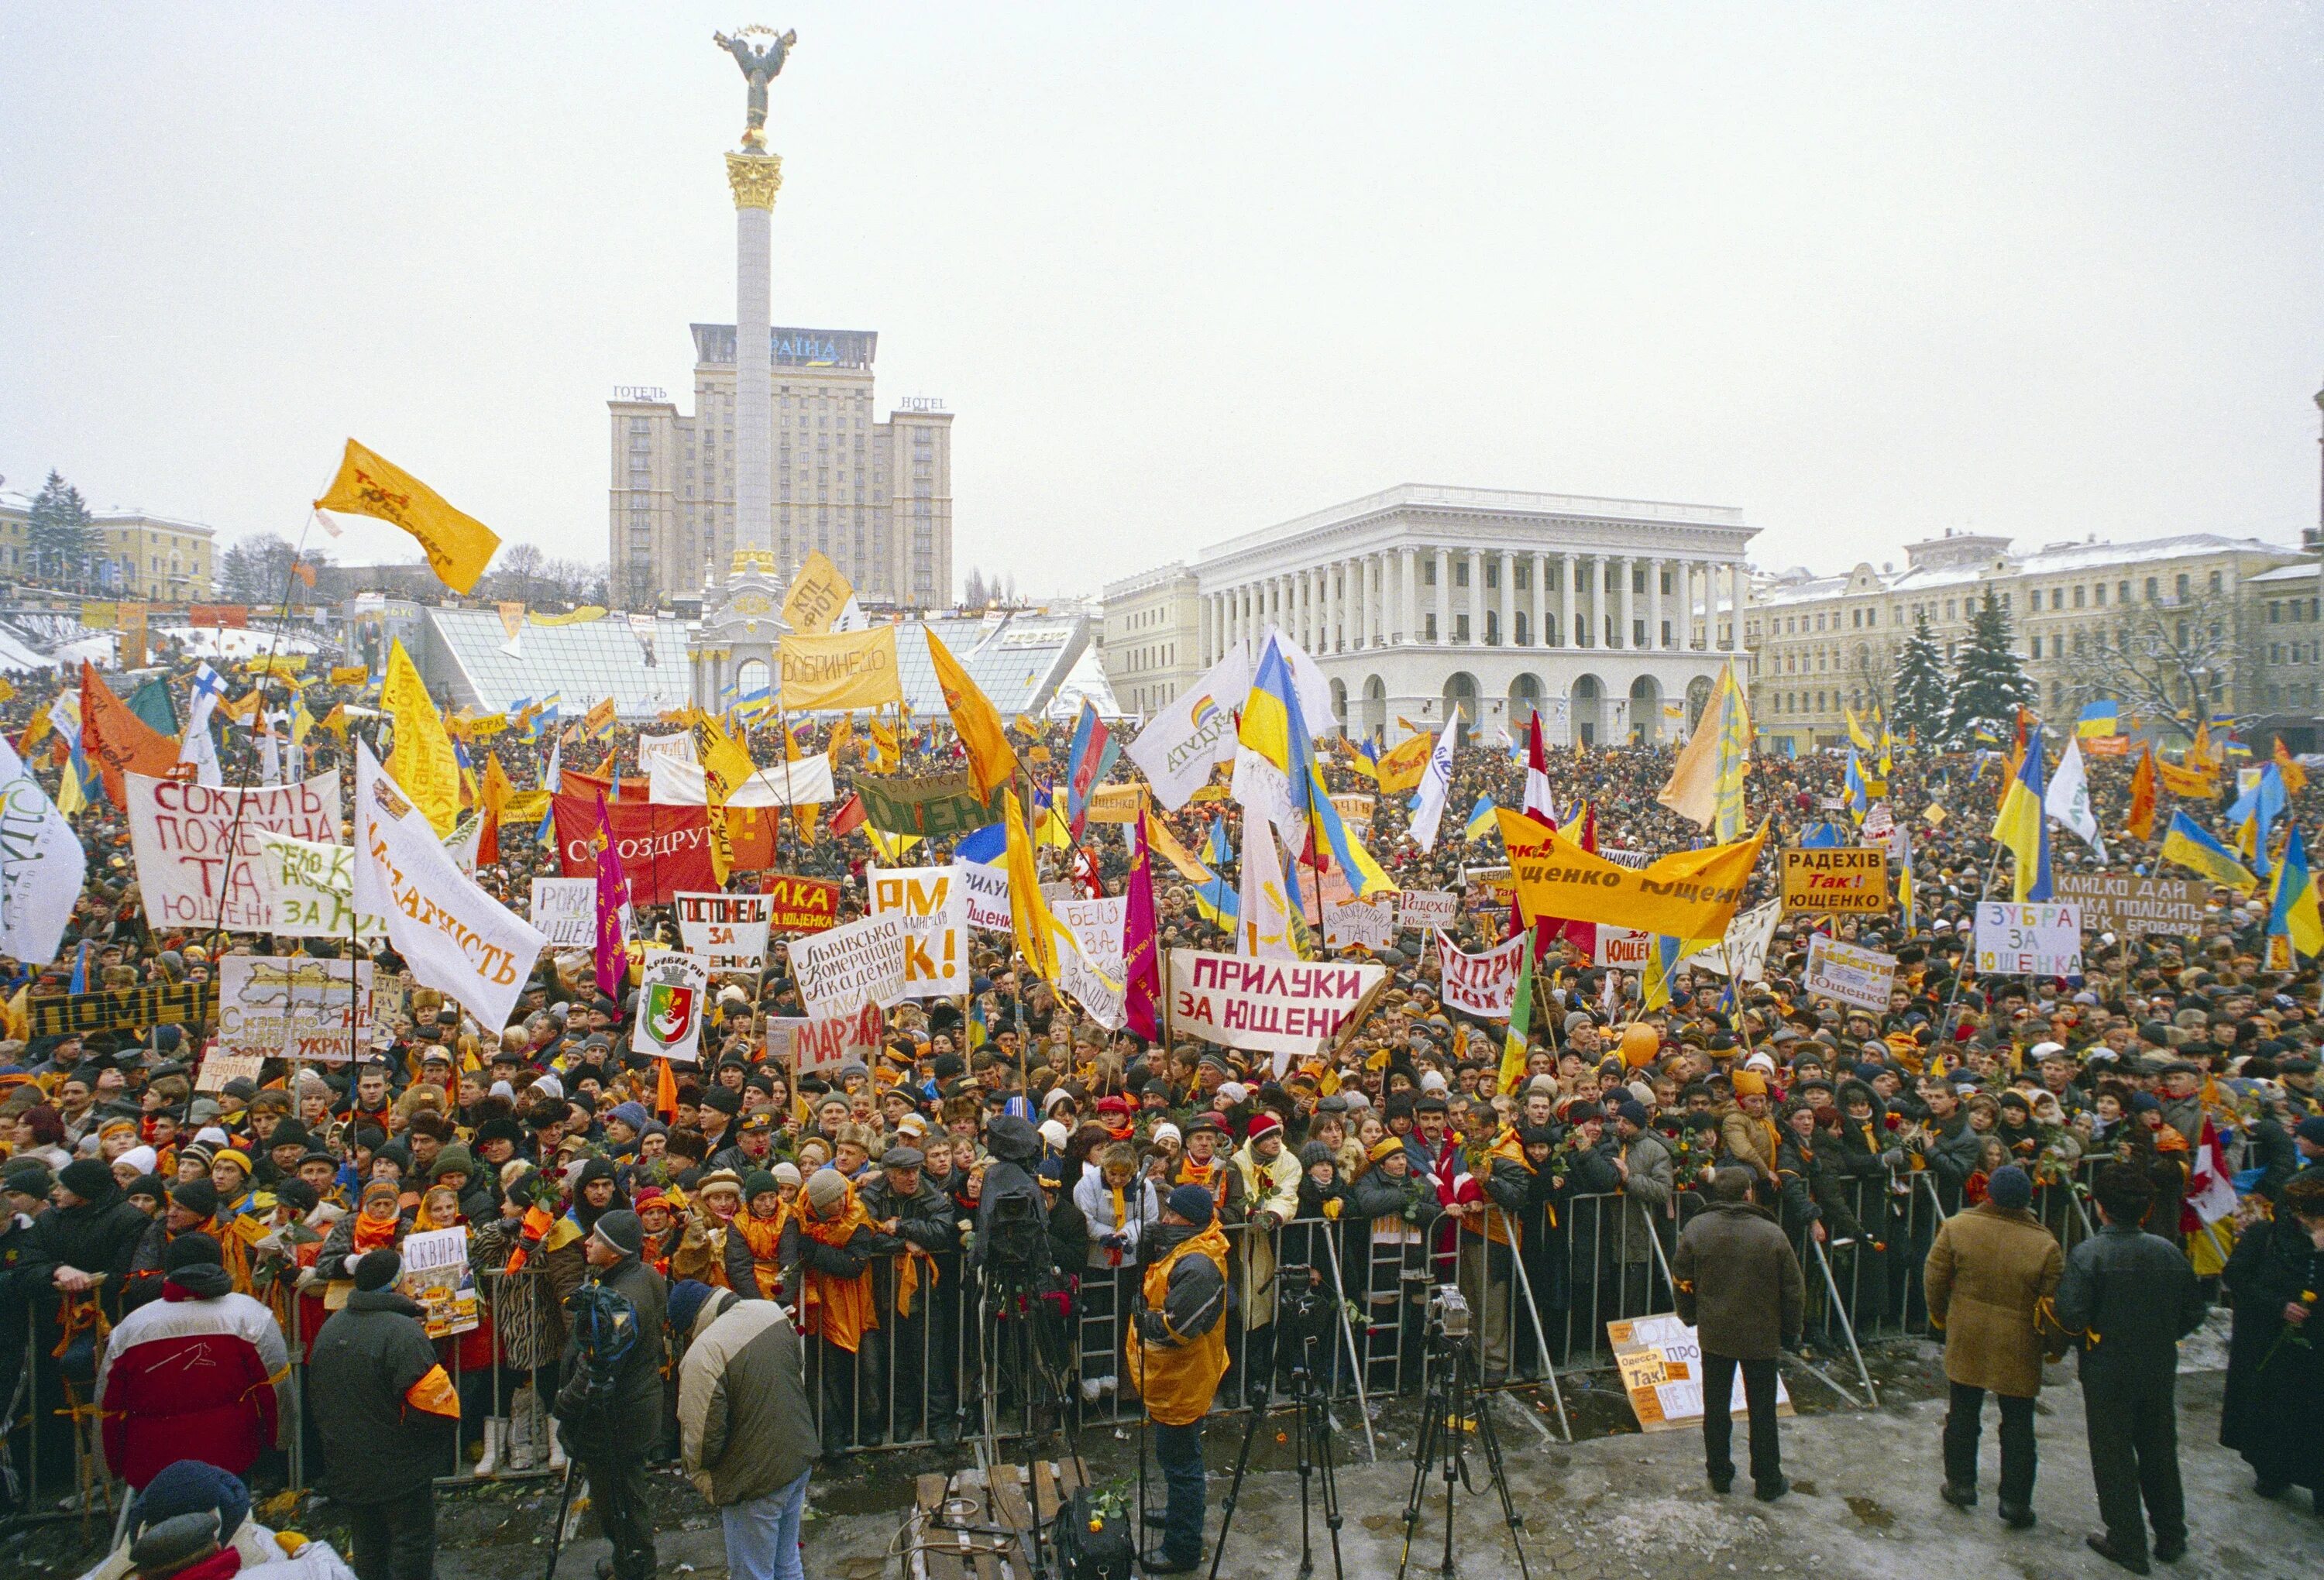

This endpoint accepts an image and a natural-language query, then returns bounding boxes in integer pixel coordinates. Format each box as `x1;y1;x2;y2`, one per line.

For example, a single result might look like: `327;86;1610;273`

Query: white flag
2044;735;2106;860
1408;729;1458;853
352;741;545;1030
1124;640;1250;810
0;737;85;963
1237;819;1297;959
178;665;226;788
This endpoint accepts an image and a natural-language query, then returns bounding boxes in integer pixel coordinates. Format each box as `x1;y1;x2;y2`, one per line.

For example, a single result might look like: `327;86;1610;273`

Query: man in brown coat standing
1923;1164;2063;1530
1674;1166;1805;1501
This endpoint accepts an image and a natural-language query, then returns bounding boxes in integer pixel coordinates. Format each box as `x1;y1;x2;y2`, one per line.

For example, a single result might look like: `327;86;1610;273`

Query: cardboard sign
1803;934;1896;1012
958;862;1012;931
1973;901;2085;977
125;770;343;932
2052;873;2205;938
216;957;376;1066
855;769;1003;839
399;1226;479;1339
529;877;596;949
194;1052;266;1093
1676;898;1782;982
1397;891;1458;932
1608;1314;1793;1432
759;873;841;933
1329;792;1375;830
768;1000;885;1073
631;948;709;1062
1164;949;1387;1066
870;866;970;998
1054;895;1127;973
675;891;774;974
1781;847;1888;915
1593;926;1655;967
787;912;908;1017
26;982;214;1037
1324;896;1397;950
1438;932;1525;1018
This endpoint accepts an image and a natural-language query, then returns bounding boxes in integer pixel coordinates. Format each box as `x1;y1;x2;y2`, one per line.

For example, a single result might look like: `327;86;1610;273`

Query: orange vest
1123;1222;1230;1427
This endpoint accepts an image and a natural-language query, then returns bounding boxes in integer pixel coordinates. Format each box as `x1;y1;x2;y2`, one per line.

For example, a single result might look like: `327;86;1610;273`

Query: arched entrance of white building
1443;672;1479;748
1571;674;1604;747
1362;675;1387;739
1629;675;1664;744
1508;674;1544;731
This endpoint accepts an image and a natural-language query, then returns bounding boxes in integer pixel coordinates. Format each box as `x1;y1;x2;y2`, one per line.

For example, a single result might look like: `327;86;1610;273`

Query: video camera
1425;1284;1471;1341
1276;1267;1341;1358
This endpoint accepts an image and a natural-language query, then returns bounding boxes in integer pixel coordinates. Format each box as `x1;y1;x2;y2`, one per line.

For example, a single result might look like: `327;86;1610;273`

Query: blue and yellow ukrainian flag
2266;825;2324;960
1844;745;1869;823
1239;638;1394;897
2076;699;2119;739
1990;726;2052;902
2158;810;2257;895
2228;762;2287;879
1463;795;1500;842
1346;730;1383;782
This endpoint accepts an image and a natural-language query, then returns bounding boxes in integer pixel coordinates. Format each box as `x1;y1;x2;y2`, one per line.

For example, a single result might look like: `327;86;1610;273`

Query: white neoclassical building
1187;484;1757;745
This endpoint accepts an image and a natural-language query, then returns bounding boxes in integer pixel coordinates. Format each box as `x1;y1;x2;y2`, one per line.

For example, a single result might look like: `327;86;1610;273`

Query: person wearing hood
1123;1185;1232;1575
780;1169;902;1457
96;1233;289;1491
308;1249;461;1580
555;1210;668;1580
673;1280;817;1580
1673;1167;1804;1503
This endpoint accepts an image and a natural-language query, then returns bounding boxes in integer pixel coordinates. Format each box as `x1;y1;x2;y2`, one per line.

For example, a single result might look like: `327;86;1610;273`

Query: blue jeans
1154;1421;1206;1563
721;1468;810;1580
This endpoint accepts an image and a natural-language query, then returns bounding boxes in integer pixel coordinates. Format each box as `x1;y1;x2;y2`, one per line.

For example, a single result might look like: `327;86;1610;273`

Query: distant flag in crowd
2076;699;2120;739
2267;825;2324;962
1894;822;1916;931
1237;635;1394;896
1656;663;1748;840
1496;950;1533;1095
1063;699;1118;841
2227;761;2287;879
2126;744;2158;842
1408;724;1458;854
590;791;630;997
2158;810;2257;895
2274;737;2309;795
1521;713;1556;823
1844;744;1869;823
1990;726;2052;902
2044;733;2106;860
1123;813;1162;1039
1463;795;1500;842
1844;707;1875;752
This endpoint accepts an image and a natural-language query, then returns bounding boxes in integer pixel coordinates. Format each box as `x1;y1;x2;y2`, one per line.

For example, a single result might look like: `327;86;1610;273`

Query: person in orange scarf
858;1145;960;1449
731;1171;791;1300
781;1167;903;1459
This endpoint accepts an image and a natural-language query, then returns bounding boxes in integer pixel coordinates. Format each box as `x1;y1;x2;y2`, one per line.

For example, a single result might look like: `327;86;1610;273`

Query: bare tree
483;542;547;606
2058;599;2252;742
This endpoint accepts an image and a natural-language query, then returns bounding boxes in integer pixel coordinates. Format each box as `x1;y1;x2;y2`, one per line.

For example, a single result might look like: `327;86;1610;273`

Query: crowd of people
1;640;2321;1580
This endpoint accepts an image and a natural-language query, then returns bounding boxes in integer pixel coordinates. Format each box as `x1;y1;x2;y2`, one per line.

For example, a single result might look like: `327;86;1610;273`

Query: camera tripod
1205;1328;1346;1580
1396;1310;1531;1580
975;1268;1077;1580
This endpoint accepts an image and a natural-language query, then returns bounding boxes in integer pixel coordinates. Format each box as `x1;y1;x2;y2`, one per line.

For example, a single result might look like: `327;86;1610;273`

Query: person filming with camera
1125;1184;1232;1575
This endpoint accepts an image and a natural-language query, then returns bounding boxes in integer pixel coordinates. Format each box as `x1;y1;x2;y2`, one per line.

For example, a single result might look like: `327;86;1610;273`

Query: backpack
555;1279;641;1427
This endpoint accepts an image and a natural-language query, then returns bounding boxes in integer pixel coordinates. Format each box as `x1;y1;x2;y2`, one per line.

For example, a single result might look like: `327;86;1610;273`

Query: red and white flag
2185;1116;2238;1226
1522;713;1556;823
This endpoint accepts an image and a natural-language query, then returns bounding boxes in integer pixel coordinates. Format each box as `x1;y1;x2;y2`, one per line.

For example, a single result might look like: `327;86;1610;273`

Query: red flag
829;792;868;837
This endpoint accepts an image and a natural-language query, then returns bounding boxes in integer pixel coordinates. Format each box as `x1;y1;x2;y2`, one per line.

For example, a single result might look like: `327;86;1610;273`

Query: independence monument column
691;26;796;707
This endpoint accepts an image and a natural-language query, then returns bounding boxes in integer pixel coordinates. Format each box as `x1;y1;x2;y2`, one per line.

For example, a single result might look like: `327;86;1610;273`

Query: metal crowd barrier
0;1152;2174;1513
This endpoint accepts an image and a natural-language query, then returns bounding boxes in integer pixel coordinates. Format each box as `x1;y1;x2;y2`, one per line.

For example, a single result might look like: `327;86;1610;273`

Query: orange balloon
1620;1023;1660;1069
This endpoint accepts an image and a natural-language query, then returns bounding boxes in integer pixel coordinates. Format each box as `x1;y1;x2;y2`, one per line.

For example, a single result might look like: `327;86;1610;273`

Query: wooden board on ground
901;1459;1089;1580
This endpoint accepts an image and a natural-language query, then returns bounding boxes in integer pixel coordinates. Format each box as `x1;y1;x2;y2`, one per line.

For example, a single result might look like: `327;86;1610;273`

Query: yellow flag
481;752;517;819
779;550;853;636
313;438;501;594
1374;732;1436;795
1512;819;1769;940
0;677;14;704
928;630;1017;800
21;703;52;752
827;713;855;761
1004;786;1058;980
380;639;462;834
320;703;350;738
289;691;316;747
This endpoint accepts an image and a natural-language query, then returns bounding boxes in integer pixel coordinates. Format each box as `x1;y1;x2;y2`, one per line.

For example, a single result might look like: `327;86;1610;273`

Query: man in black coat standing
308;1248;461;1580
2057;1163;2209;1575
555;1209;668;1580
1673;1166;1805;1503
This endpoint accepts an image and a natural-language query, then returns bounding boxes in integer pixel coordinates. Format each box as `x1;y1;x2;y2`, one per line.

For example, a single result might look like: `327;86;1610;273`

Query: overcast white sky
3;3;2320;595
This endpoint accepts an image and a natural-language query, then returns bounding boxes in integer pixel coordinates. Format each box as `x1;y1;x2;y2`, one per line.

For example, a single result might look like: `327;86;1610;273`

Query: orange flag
2126;744;2157;843
79;661;181;807
2273;737;2308;795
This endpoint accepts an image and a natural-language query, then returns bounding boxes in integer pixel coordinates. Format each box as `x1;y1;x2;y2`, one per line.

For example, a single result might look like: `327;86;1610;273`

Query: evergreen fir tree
27;470;95;586
1941;588;2037;745
1890;613;1950;740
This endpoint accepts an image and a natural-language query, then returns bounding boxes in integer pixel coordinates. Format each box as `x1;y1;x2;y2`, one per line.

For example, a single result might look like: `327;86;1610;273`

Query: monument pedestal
690;551;789;708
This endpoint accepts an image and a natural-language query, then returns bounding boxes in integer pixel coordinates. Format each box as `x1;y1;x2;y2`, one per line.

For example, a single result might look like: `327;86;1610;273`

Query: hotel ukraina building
1102;486;2322;752
1103;484;1758;746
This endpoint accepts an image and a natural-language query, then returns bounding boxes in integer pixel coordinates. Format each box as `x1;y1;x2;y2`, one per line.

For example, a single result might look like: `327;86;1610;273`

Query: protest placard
529;877;596;949
399;1226;479;1339
768;1000;885;1074
125;770;342;931
2052;874;2205;938
27;983;213;1037
675;890;774;974
1053;895;1127;972
1593;926;1655;967
758;874;841;933
870;867;969;998
631;948;709;1062
247;830;390;940
1803;934;1896;1011
194;1052;266;1093
1054;919;1126;1031
1974;901;2085;977
1329;792;1375;830
1323;896;1396;950
787;912;908;1016
1676;898;1782;981
855;770;1004;840
1397;891;1458;932
958;862;1012;932
217;957;376;1065
1607;1314;1793;1432
1164;950;1387;1068
1780;847;1888;915
1438;933;1525;1018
